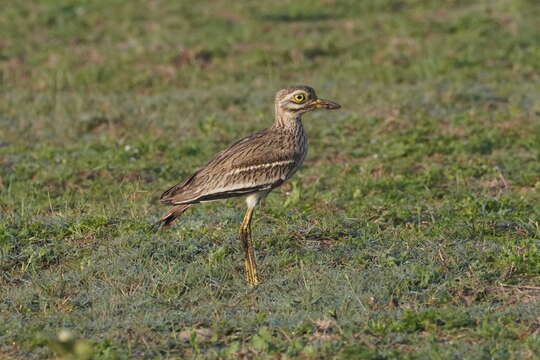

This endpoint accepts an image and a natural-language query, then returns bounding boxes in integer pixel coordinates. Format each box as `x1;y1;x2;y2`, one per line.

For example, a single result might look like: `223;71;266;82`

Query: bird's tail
153;204;191;232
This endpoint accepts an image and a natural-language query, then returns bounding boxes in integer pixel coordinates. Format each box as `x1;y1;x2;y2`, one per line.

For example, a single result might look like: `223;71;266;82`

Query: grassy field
1;0;540;358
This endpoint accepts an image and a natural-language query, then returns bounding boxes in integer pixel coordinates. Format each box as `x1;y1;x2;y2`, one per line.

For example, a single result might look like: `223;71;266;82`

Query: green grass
1;0;540;358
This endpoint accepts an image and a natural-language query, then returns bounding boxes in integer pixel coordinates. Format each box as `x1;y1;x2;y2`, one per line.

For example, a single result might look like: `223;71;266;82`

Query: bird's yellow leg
239;206;259;286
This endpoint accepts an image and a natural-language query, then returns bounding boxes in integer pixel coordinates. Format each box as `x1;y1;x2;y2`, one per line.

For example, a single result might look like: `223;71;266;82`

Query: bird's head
274;85;341;118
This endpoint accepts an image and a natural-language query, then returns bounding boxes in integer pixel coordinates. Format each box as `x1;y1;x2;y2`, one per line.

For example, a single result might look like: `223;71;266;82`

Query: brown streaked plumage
156;85;340;285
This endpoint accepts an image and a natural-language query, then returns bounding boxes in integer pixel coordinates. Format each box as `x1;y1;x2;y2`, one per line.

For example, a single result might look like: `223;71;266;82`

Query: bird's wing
160;129;300;205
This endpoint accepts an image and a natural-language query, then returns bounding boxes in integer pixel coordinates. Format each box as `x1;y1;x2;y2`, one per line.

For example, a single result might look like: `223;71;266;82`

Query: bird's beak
309;98;341;110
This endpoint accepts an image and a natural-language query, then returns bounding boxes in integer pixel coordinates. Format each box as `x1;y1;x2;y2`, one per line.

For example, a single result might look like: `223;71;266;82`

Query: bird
156;85;340;286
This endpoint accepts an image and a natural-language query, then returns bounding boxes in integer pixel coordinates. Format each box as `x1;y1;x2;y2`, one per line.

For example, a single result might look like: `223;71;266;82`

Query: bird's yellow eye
292;93;306;103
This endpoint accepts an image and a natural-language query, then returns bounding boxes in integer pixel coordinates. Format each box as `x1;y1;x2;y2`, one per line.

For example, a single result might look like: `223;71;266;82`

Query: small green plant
48;330;93;360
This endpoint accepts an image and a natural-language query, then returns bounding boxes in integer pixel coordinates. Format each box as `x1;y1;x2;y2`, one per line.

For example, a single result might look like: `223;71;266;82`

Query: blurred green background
1;0;540;359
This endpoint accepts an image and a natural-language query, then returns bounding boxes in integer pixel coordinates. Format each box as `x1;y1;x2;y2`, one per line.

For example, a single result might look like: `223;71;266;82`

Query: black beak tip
323;101;340;110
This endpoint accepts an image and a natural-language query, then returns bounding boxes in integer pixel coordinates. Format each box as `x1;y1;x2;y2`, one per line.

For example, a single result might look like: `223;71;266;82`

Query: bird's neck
273;109;303;131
